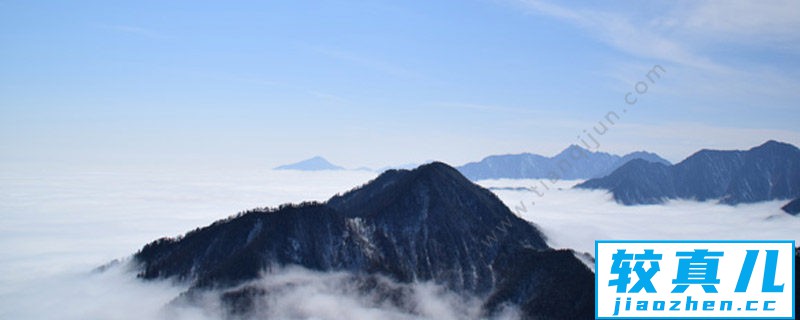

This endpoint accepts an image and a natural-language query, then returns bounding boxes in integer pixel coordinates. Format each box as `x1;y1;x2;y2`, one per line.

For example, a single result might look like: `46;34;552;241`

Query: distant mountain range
274;157;425;173
457;145;671;180
275;146;672;179
274;156;344;171
577;141;800;206
133;162;593;319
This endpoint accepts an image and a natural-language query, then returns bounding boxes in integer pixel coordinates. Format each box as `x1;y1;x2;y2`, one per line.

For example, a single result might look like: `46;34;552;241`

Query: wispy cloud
511;1;800;72
672;0;800;49
512;0;724;71
509;0;800;118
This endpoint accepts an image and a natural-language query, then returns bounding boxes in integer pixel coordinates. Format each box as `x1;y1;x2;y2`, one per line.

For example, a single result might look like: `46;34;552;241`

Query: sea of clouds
478;178;800;256
1;166;797;319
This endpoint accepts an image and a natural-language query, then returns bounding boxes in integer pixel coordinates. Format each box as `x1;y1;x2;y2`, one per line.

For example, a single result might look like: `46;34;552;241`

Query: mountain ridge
576;140;800;206
457;145;670;180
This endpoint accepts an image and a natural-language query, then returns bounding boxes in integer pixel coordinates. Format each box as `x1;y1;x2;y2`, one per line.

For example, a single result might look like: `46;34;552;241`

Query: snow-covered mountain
133;162;593;319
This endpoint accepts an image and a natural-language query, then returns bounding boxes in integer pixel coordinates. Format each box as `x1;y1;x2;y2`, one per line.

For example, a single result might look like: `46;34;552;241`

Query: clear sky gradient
2;0;799;169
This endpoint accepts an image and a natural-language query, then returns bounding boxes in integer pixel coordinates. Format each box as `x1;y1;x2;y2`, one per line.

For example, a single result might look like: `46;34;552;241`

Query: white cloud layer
479;178;800;256
1;168;797;319
173;267;517;320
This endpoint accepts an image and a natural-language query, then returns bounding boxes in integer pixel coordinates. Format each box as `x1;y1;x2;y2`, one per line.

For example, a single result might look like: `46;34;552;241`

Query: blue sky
2;0;799;169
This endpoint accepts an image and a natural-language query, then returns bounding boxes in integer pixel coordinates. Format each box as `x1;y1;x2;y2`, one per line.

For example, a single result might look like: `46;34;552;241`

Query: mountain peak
620;151;672;167
554;144;591;157
274;156;344;171
131;161;587;319
137;161;550;289
328;161;540;233
411;161;463;178
751;140;800;153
